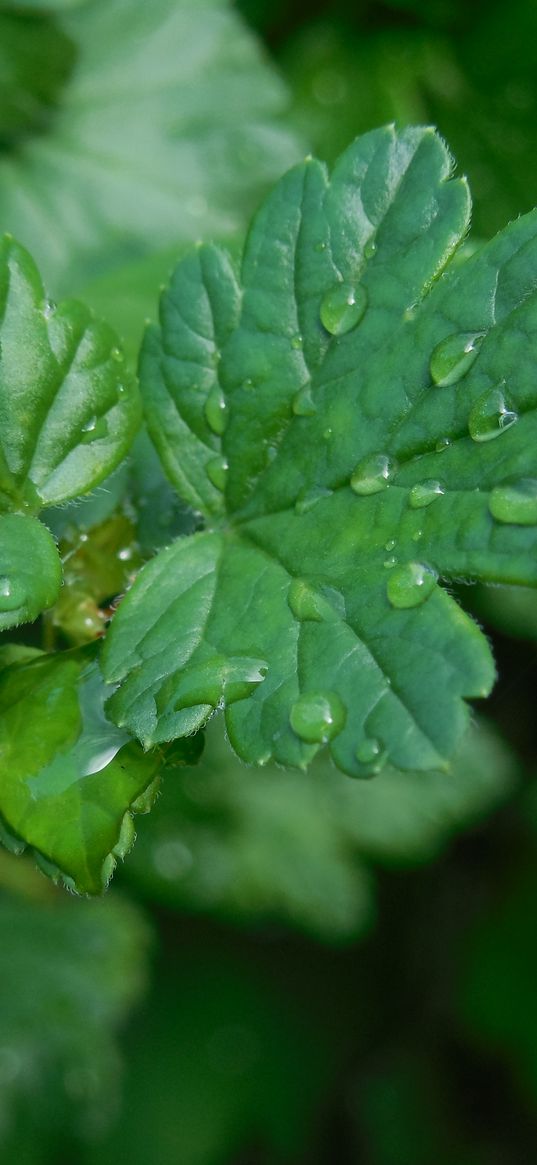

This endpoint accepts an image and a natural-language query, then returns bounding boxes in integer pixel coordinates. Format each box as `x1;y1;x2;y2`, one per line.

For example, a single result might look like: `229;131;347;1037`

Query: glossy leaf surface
0;646;161;893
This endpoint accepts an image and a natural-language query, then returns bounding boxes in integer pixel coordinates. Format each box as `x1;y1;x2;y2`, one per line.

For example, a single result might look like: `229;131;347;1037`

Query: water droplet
383;556;397;569
320;282;367;336
430;331;484;387
292;385;317;417
0;575;25;611
351;453;397;496
323;427;333;440
412;529;423;542
386;562;437;609
355;736;382;764
289;691;346;744
291;334;303;350
118;546;133;562
295;486;332;514
315;241;327;253
80;416;108;443
468;384;518;442
409;479;445;508
206;455;228;491
204;384;228;435
435;437;451;453
111;347;124;363
364;238;377;259
42;298;56;319
489;478;537;525
287;580;326;622
404;304;417;322
385;539;396;551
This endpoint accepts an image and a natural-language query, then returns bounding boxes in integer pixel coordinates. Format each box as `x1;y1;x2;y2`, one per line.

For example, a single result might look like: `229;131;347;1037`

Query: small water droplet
206;455;228;491
435;437;452;453
430;331;484;387
409;479;445;509
404;304;417;322
364;238;377;259
289;691;346;744
291;334;303;350
386;562;437;609
80;415;108;443
351;453;397;496
489;478;537;525
287;580;326;622
0;575;25;611
412;529;423;542
42;298;56;319
320;282;367;336
323;427;333;440
292;385;317;417
355;736;382;764
118;546;133;562
384;539;396;551
295;486;332;515
204;384;228;435
383;556;397;569
117;383;126;396
111;347;124;363
468;384;518;442
315;241;327;253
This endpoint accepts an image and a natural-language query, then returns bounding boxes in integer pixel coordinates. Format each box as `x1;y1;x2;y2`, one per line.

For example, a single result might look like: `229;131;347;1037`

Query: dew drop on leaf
80;416;108;443
364;238;377;259
320;282;367;336
204;384;228;435
468;384;518;442
435;437;452;453
351;453;396;496
384;539;396;551
0;575;25;611
489;478;537;525
355;736;386;771
429;331;484;387
289;691;346;744
206;455;228;491
287;579;325;621
386;562;437;609
292;384;317;416
409;479;445;508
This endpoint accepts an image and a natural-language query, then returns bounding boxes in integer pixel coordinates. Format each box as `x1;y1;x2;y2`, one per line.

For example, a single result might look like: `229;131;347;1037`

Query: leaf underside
103;124;537;777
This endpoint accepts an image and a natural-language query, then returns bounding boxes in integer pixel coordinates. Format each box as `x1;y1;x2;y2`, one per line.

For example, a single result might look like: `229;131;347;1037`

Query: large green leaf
0;645;162;893
103;125;537;776
0;0;301;295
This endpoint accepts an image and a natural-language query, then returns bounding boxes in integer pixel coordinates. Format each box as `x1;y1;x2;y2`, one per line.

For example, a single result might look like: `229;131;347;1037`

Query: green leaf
0;513;62;630
102;123;537;776
0;235;141;512
0;0;301;294
0;645;163;894
0;888;150;1151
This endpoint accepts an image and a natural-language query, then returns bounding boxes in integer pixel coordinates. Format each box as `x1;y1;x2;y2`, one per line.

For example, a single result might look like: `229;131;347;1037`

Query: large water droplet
489;478;537;525
204;384;228;435
355;736;385;770
287;580;326;622
351;453;397;496
290;691;346;744
430;331;484;387
409;479;445;509
386;562;437;609
0;575;25;611
206;455;228;491
468;384;518;442
320;282;367;336
292;385;317;417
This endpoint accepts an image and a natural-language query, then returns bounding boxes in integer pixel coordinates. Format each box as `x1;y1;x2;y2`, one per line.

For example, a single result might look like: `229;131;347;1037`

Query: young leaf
0;235;141;512
104;125;537;777
0;514;62;630
0;645;162;894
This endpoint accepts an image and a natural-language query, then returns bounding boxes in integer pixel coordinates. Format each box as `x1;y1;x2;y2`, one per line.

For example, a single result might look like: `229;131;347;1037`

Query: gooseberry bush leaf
103;123;537;777
0;234;141;629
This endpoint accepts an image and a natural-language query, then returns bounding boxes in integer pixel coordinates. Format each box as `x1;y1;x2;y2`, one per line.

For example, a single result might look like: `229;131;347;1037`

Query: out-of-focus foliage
124;718;516;941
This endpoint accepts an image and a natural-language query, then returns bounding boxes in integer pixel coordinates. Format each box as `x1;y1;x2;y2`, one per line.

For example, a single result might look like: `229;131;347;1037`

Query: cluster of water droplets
429;331;519;444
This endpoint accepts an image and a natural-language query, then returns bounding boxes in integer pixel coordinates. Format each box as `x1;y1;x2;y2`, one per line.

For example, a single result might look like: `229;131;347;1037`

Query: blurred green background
3;0;537;1161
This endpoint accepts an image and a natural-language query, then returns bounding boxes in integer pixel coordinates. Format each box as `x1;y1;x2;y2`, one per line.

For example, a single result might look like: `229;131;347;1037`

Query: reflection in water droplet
204;384;228;435
0;575;25;611
295;486;332;515
351;453;397;496
292;385;317;416
430;331;484;387
386;562;437;609
435;437;451;453
468;384;518;442
320;282;367;336
206;456;228;491
489;478;537;525
290;691;346;744
355;736;382;764
409;479;445;509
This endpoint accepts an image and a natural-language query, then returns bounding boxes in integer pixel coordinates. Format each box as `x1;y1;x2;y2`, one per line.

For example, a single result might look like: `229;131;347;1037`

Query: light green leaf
0;235;141;512
0;0;301;294
0;514;62;630
0;645;162;894
104;125;537;776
